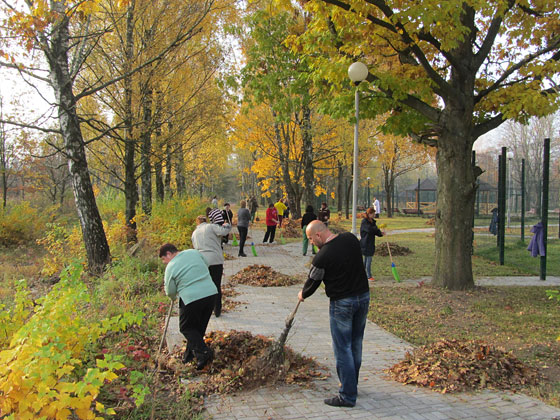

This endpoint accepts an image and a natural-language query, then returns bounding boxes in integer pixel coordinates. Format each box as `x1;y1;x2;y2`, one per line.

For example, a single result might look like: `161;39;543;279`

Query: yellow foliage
38;224;85;277
0;264;142;419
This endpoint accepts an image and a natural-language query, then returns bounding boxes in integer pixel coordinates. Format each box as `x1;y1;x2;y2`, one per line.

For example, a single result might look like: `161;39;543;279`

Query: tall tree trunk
175;141;186;196
123;1;137;244
301;104;314;209
140;30;153;215
154;159;163;202
164;142;173;198
46;5;110;273
154;92;164;203
0;101;7;209
383;168;394;218
433;124;476;290
336;161;343;213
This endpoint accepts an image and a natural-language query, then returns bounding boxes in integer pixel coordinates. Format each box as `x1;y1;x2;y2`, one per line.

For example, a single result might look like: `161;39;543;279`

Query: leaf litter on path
160;330;329;396
229;264;303;287
389;338;540;393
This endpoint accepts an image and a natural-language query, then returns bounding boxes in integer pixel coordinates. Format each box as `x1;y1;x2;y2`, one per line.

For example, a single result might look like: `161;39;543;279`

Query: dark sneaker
238;253;247;257
324;395;354;407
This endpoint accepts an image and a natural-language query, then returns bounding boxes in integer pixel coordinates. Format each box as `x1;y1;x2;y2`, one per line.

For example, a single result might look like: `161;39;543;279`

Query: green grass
331;215;434;232
367;232;558;280
474;237;560;276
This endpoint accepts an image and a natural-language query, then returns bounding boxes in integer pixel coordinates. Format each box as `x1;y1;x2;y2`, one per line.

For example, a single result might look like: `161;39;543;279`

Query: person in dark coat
359;207;384;281
301;205;317;256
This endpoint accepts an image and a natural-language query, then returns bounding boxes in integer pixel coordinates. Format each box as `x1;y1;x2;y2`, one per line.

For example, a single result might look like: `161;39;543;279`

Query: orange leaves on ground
389;339;540;393
166;330;328;395
229;264;302;287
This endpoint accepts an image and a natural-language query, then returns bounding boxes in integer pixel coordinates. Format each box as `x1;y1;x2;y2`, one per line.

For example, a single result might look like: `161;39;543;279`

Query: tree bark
140;83;153;215
46;5;110;273
336;161;343;213
164;142;173;198
301;104;314;210
433;126;476;290
123;2;137;244
175;141;186;196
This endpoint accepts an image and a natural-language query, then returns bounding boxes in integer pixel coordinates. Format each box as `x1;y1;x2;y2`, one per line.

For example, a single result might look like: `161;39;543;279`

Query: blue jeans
329;291;370;404
363;255;372;278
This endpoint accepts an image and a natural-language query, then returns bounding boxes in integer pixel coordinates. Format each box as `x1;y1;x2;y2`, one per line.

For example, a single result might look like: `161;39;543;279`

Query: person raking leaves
159;243;217;370
297;220;370;408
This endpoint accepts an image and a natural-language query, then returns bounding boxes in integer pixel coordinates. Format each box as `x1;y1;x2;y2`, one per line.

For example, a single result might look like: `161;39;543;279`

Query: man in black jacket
298;220;370;408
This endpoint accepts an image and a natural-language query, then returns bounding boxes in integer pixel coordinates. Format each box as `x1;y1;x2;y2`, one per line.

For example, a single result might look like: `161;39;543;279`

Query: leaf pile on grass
375;242;412;257
229;264;301;287
221;284;245;312
223;252;236;260
280;218;303;238
389;339;540;393
168;330;329;395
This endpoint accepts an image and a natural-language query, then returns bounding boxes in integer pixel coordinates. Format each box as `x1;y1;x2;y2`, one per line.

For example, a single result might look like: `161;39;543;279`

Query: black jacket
301;211;317;228
359;217;383;256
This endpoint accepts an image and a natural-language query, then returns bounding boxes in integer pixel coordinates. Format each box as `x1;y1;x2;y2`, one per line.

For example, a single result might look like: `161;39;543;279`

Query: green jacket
164;249;217;305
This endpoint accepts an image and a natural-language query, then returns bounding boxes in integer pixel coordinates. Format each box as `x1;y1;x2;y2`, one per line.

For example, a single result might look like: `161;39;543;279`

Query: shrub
37;223;85;277
138;196;207;250
0;264;144;419
0;202;46;246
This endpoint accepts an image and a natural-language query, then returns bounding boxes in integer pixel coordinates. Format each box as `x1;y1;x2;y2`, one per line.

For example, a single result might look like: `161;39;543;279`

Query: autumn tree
0;0;230;270
501;114;560;214
364;118;434;217
78;0;231;242
296;0;560;289
235;5;347;216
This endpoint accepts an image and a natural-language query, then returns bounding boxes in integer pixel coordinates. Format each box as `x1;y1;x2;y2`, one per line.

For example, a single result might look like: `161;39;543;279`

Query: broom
267;300;301;363
379;224;401;283
249;223;258;256
150;299;174;420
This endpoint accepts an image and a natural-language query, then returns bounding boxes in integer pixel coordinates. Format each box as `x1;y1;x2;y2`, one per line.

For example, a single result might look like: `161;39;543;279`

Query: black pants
238;226;248;255
208;264;223;315
263;225;276;243
179;294;215;359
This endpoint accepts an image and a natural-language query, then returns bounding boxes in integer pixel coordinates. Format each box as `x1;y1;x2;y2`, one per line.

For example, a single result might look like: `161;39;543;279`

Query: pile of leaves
229;264;302;287
375;242;412;257
163;330;328;395
280;218;302;238
389;339;540;393
221;284;245;312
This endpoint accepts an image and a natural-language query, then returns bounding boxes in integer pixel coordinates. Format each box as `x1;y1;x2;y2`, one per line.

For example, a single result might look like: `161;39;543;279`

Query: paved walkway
166;230;560;420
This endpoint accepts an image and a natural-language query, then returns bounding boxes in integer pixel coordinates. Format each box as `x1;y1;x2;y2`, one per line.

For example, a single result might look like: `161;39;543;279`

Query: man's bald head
306;220;331;249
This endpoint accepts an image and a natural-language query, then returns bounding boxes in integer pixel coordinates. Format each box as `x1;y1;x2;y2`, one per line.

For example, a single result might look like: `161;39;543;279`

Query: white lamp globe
348;62;368;83
507;151;513;159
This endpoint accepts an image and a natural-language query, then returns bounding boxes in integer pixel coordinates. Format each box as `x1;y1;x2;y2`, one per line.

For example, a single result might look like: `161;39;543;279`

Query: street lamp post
348;62;368;235
507;150;513;228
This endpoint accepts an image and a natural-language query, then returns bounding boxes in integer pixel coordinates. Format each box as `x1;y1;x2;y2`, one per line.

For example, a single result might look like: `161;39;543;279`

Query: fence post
416;178;421;215
521;158;525;242
499;147;507;265
472;150;476;254
497;154;502;247
540;138;550;281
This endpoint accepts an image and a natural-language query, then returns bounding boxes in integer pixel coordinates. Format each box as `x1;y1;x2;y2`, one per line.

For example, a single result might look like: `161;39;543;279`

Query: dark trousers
238;226;248;255
208;264;223;315
263;225;276;243
179;294;215;359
